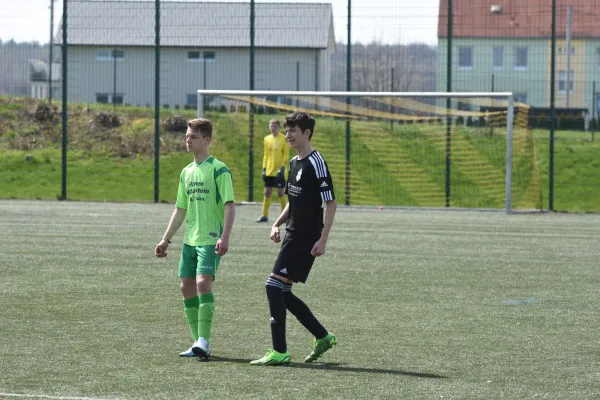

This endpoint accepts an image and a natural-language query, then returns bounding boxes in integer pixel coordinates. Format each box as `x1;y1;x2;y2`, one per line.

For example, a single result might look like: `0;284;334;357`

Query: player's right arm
155;207;186;257
262;136;268;177
270;202;290;243
156;170;189;258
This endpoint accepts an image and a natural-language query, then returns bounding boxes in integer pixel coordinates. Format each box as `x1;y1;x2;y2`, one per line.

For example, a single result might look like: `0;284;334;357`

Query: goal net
196;90;542;213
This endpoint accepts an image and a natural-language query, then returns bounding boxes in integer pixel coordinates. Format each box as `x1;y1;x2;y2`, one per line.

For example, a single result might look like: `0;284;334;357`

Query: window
186;94;197;106
112;94;124;105
96;93;109;104
595;93;600;115
203;51;216;62
96;49;124;61
188;51;216;62
493;47;503;69
559;46;575;55
458;47;472;69
558;71;574;93
187;51;201;61
514;47;528;69
597;47;600;70
96;93;124;105
514;93;527;104
457;101;472;111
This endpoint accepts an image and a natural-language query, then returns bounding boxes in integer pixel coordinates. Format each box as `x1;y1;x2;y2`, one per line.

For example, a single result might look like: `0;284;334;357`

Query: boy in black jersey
250;112;338;366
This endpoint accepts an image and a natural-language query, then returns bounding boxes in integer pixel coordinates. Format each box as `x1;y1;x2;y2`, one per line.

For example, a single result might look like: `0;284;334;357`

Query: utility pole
203;52;207;90
49;0;54;103
390;66;394;130
565;5;572;107
112;48;117;108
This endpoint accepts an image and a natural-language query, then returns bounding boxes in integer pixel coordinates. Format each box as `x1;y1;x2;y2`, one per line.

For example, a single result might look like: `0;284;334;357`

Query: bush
163;114;187;133
95;112;121;128
589;118;598;131
34;103;58;124
466;116;473;127
455;116;464;126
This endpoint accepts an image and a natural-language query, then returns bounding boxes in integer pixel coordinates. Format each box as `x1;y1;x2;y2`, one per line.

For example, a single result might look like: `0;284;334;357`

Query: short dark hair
187;118;212;137
284;112;315;140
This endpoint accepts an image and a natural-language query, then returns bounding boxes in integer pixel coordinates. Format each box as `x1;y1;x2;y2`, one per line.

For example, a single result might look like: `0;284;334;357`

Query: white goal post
197;90;516;213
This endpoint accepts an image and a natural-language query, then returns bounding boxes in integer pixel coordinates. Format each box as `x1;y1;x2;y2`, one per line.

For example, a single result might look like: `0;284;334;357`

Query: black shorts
272;232;319;283
263;175;286;189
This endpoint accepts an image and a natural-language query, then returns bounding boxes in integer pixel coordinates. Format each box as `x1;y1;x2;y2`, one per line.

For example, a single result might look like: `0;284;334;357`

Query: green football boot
250;349;291;366
304;333;337;363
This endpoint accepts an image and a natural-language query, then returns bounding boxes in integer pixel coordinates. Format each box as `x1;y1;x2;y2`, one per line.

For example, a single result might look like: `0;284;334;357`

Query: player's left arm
215;166;235;256
311;199;336;257
311;156;336;257
216;201;235;256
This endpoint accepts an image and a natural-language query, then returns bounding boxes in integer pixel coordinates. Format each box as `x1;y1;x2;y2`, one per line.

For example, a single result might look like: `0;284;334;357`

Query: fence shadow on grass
207;355;447;379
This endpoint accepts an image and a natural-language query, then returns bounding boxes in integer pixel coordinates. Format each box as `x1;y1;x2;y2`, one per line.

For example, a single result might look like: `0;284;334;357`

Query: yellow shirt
262;133;289;177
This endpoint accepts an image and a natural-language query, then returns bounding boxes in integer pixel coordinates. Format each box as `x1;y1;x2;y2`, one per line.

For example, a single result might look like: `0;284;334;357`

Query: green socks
184;293;215;343
183;296;200;341
198;292;215;342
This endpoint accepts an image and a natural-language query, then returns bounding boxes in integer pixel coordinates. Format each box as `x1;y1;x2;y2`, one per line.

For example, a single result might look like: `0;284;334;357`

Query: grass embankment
1;97;598;212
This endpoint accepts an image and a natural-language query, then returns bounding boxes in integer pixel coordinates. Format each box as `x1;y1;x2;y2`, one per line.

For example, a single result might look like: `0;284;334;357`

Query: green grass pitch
1;200;599;399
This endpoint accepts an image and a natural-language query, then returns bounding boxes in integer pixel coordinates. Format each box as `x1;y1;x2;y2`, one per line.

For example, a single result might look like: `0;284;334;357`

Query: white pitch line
0;393;117;400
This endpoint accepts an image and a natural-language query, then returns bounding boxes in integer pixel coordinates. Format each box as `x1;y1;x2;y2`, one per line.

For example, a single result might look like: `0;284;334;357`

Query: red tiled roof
438;0;600;38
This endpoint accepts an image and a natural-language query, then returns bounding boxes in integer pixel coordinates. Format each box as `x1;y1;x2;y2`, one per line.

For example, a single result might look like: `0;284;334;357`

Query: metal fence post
154;0;160;203
345;0;352;206
445;0;453;208
248;0;255;203
61;0;68;200
549;0;556;211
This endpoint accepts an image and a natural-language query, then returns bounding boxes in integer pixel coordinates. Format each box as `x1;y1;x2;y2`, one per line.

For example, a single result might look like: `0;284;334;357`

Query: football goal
196;90;541;213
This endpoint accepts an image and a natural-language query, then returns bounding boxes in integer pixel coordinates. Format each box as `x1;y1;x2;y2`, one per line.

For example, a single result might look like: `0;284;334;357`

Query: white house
29;60;61;100
55;0;335;108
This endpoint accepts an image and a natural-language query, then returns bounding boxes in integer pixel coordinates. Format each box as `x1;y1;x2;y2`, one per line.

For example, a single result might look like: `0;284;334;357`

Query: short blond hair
187;118;213;137
269;118;281;127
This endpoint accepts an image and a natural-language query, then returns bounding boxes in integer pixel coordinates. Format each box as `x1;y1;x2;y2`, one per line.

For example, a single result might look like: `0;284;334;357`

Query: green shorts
178;243;221;278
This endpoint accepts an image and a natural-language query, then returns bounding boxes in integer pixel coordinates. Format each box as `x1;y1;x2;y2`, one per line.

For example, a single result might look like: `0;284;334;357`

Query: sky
0;0;440;45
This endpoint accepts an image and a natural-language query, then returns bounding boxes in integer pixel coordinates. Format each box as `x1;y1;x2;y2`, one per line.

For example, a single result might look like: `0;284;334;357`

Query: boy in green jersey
155;118;235;360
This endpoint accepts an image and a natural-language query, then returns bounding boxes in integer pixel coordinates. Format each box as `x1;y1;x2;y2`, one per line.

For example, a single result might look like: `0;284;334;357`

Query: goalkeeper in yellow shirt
256;118;289;222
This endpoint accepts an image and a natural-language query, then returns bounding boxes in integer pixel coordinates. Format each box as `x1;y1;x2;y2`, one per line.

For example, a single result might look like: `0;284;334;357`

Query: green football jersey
176;156;234;246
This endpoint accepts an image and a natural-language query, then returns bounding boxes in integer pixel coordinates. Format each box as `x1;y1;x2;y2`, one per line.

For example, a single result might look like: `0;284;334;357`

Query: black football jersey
285;150;335;236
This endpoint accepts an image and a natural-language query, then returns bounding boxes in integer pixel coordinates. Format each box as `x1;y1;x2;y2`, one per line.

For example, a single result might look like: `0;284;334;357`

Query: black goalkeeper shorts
263;175;286;189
